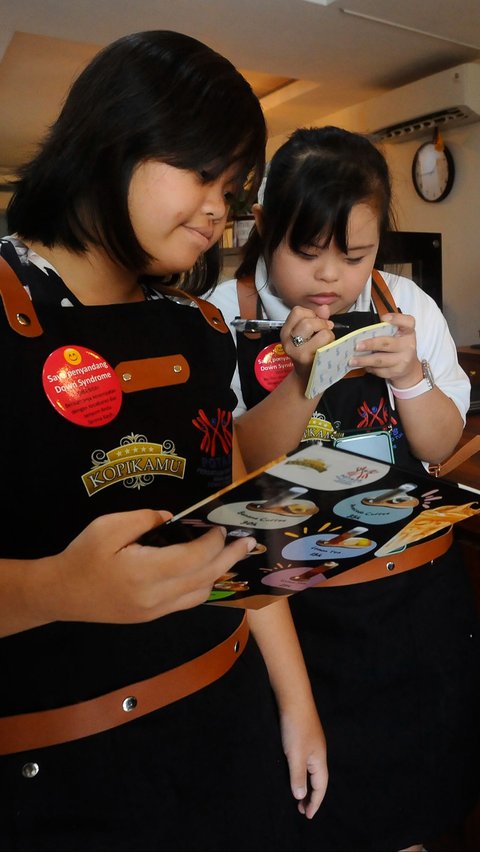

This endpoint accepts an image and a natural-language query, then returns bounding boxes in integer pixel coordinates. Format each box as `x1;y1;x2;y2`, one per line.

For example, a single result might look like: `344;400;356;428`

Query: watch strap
389;360;434;400
389;378;431;399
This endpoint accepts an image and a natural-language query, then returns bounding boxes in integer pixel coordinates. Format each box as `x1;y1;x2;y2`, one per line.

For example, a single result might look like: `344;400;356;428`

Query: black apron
236;278;480;850
0;241;300;852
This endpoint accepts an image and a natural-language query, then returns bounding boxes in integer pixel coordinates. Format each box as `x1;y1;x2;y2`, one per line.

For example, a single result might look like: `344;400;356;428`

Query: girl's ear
252;203;264;235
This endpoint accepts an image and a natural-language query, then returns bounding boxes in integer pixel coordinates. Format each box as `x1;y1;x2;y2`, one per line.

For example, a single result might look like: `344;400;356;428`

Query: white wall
382;122;480;347
268;121;480;347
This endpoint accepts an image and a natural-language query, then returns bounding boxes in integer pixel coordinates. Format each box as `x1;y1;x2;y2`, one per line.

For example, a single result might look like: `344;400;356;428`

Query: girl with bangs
0;35;327;851
208;125;479;852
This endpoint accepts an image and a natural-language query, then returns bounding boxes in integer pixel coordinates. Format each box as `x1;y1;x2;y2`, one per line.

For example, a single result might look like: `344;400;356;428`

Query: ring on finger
291;334;305;348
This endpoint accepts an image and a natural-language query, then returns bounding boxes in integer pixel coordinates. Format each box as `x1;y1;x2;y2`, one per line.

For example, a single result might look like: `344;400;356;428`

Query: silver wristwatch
421;359;435;390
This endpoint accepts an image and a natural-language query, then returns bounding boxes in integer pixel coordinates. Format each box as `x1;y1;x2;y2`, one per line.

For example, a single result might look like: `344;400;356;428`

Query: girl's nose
202;183;228;223
314;257;339;282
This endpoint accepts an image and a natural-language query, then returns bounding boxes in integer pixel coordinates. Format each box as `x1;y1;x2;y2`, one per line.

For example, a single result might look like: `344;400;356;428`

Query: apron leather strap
115;354;191;393
0;254;43;337
320;526;453;587
0;614;249;755
428;435;480;478
371;269;399;315
155;284;230;333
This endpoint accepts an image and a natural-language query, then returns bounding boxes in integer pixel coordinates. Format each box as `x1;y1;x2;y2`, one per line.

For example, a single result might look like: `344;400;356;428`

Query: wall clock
412;139;455;203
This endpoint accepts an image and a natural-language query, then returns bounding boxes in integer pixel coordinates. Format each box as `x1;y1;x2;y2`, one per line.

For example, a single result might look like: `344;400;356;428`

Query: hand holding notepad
305;321;397;399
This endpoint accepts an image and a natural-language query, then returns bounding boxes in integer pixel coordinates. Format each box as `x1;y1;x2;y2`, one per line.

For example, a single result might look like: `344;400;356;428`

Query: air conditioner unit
356;63;480;143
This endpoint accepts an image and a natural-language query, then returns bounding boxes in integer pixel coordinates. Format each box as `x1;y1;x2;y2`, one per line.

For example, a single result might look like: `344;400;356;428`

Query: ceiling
1;0;480;181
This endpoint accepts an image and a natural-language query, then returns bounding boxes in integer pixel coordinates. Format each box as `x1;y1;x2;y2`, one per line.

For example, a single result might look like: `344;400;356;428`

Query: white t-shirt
206;257;470;421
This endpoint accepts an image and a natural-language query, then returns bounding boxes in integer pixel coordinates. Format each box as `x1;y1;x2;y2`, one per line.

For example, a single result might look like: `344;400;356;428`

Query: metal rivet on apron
122;696;137;712
22;762;39;779
233;641;241;653
386;561;395;572
16;313;31;327
173;365;182;373
122;372;132;382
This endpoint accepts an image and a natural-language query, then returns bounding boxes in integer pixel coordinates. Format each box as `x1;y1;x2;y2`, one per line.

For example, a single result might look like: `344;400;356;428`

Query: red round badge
254;342;294;392
42;346;122;427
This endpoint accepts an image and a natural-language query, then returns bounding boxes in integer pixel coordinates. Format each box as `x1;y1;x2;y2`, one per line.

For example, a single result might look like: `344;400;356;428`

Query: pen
231;318;350;333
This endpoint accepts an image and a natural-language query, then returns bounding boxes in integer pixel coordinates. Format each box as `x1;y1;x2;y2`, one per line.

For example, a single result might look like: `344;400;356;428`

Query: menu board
140;443;480;609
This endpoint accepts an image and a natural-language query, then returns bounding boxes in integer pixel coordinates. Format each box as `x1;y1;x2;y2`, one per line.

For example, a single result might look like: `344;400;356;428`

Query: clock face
412;142;455;202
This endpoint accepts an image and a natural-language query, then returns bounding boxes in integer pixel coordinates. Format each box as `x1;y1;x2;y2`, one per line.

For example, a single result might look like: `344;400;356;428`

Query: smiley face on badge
63;347;83;366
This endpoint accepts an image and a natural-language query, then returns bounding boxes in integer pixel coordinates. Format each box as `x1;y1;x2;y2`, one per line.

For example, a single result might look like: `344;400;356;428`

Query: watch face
412;142;455;202
421;359;434;389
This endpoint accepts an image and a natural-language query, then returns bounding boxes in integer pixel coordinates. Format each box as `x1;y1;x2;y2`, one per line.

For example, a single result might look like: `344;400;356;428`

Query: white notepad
305;321;397;399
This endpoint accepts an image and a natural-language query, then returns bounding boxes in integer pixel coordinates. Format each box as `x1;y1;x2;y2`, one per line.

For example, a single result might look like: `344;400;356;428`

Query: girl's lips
307;294;339;306
184;226;214;247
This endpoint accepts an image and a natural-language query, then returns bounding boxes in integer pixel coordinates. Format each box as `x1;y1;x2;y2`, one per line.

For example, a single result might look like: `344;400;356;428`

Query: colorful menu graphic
140;444;479;609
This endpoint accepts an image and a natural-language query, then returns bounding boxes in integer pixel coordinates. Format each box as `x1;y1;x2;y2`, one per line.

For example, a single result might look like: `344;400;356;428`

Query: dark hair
7;30;266;293
236;125;394;280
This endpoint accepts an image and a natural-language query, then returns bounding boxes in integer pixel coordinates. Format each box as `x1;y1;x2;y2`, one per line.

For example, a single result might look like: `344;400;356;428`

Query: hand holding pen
233;303;347;380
